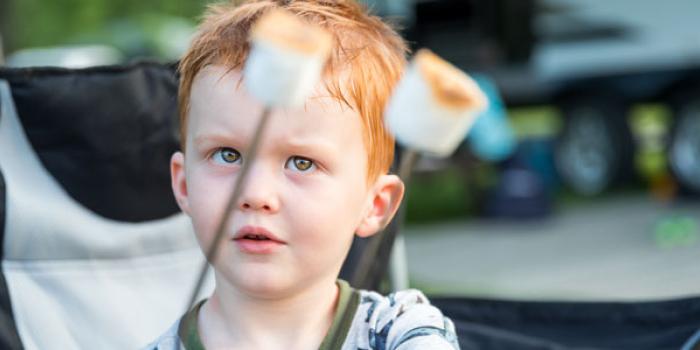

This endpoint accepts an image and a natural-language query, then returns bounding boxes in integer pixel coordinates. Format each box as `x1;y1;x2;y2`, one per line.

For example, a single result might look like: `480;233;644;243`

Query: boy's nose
237;167;280;213
240;197;277;212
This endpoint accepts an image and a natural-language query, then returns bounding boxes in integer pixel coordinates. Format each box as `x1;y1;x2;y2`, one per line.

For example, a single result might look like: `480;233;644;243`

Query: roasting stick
184;9;333;312
351;49;488;292
184;106;272;310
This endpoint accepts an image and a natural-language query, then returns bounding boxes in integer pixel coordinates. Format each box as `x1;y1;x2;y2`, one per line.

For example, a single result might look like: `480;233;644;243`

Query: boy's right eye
211;147;241;165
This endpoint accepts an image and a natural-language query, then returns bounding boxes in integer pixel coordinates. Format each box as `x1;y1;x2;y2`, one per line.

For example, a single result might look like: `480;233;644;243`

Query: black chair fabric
1;63;181;222
433;296;700;349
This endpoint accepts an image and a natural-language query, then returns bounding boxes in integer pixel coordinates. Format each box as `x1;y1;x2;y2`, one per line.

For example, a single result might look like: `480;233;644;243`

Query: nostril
240;200;275;211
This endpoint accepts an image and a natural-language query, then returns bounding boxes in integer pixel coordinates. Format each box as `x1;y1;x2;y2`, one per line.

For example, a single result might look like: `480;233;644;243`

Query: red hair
178;0;408;181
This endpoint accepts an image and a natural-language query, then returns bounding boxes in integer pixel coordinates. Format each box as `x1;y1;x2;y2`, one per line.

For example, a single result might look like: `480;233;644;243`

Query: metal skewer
350;148;419;290
184;106;273;311
319;148;418;349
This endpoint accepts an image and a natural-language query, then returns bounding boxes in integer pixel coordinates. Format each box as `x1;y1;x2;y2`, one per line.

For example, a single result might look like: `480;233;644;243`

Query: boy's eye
286;156;315;172
212;147;241;164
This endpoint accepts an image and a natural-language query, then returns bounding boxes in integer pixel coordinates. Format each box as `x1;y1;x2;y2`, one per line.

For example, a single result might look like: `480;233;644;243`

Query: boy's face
171;66;403;297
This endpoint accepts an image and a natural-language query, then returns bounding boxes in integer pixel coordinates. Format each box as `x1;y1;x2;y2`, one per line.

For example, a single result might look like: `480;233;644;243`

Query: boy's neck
199;275;340;350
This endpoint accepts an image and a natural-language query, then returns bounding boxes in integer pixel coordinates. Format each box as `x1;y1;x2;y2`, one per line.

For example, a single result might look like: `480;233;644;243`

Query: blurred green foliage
3;0;209;54
508;106;562;139
630;104;672;180
404;166;477;223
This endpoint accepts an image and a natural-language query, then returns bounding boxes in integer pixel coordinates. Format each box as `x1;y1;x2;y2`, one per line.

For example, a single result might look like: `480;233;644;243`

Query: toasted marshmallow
243;9;333;108
385;49;488;157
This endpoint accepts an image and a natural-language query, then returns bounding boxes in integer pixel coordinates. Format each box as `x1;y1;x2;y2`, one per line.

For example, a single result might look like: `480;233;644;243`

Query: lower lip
234;239;284;254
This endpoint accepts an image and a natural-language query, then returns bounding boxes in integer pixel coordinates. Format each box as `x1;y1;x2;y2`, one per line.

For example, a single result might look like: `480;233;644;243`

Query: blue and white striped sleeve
346;289;460;350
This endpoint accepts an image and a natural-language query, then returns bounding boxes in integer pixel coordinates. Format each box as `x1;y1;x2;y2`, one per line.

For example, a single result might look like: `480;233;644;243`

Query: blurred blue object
516;138;560;192
466;75;517;162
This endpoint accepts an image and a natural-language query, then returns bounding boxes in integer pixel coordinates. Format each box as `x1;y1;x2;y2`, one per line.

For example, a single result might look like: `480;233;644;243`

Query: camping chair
0;63;214;349
1;63;699;349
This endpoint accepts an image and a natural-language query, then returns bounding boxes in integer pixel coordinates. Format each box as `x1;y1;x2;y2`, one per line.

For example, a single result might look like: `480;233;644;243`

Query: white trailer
368;0;700;195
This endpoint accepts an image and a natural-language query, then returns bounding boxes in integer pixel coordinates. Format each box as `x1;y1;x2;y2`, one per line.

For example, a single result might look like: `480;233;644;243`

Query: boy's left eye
286;156;315;172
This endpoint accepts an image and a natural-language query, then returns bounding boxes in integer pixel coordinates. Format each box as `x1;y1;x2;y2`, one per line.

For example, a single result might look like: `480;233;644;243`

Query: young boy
147;0;460;349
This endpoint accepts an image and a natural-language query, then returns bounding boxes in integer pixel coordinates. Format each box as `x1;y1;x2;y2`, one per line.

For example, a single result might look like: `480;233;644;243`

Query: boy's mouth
233;225;286;244
233;226;285;254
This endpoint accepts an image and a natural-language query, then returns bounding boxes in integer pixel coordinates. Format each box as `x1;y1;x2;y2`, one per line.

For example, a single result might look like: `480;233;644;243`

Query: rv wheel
555;98;633;196
669;96;700;195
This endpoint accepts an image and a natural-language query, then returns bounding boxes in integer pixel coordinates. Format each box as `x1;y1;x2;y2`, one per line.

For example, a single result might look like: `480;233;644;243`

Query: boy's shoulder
347;288;460;350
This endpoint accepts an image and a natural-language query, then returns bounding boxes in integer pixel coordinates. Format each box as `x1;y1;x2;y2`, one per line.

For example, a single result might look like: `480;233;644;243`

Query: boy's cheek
188;206;222;250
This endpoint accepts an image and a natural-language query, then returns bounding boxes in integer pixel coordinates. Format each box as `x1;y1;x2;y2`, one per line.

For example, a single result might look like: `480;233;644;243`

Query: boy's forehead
187;65;365;145
190;65;353;111
189;66;248;111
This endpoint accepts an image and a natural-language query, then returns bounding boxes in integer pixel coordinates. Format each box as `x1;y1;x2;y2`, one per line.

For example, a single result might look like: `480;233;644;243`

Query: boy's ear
356;174;405;238
170;151;190;215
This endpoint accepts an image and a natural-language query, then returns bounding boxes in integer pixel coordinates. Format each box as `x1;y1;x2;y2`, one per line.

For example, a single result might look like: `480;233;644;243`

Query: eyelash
286;156;316;172
210;148;316;173
211;147;241;165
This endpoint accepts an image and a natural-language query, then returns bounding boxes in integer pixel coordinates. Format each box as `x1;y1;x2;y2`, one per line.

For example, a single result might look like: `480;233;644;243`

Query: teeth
243;234;269;240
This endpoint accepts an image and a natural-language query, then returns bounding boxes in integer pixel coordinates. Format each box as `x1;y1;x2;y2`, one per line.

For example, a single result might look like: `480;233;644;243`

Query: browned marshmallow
244;9;333;107
384;49;488;157
415;49;486;111
250;9;333;56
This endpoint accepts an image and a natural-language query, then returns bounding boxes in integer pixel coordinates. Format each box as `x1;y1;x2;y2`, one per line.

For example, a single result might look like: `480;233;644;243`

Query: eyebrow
193;133;337;155
281;136;339;154
193;132;243;149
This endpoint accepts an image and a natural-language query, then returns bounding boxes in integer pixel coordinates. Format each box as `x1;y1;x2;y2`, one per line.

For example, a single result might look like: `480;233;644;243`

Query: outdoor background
1;0;699;302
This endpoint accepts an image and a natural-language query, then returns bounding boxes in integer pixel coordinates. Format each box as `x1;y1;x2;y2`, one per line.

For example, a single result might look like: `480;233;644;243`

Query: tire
668;94;700;195
554;98;634;196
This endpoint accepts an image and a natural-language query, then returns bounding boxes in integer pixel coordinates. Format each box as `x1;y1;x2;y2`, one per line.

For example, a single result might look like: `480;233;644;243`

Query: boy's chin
220;269;337;301
225;270;299;300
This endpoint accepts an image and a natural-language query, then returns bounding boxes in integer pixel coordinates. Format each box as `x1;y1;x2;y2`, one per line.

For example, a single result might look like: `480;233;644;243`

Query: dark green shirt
177;280;359;350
